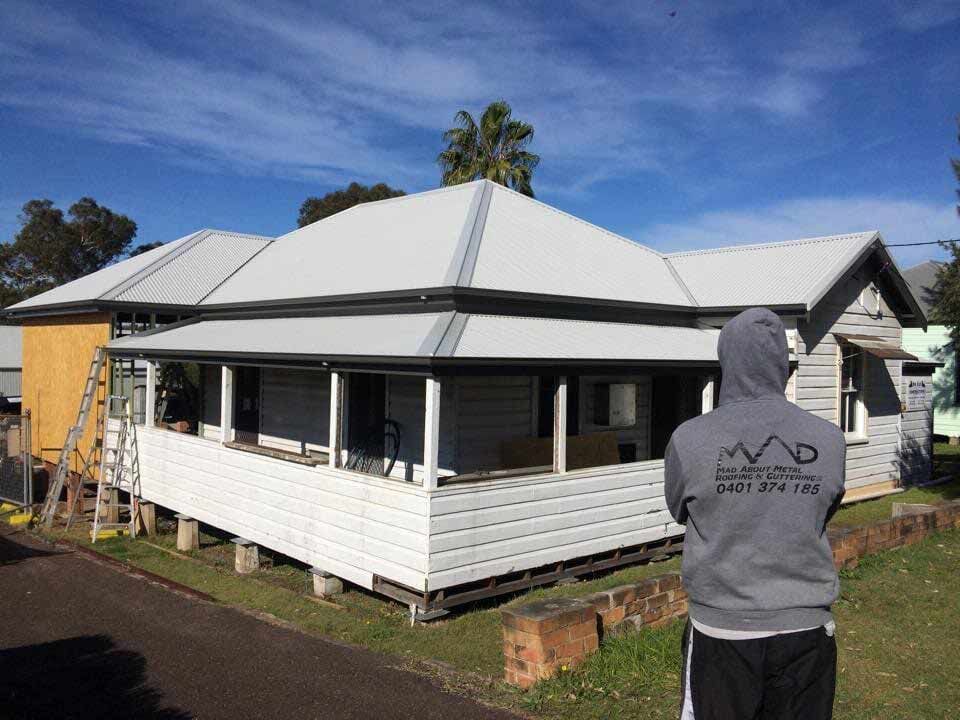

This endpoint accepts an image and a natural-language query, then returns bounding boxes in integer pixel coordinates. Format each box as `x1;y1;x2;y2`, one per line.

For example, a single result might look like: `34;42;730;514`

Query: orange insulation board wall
21;313;111;472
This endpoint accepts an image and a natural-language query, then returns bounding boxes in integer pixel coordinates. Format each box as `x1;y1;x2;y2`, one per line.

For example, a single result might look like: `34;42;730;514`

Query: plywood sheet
21;313;110;470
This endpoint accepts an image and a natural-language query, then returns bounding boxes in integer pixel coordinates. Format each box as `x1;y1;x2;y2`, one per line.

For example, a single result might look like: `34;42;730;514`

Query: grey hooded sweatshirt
664;307;846;632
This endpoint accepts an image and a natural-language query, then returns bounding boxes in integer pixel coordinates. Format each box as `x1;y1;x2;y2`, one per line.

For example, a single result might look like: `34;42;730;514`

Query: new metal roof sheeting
108;312;722;363
7;235;192;309
203;180;693;308
665;232;878;309
9;179;894;317
112;231;272;305
451;315;720;360
108;313;448;358
201;184;481;306
6;229;272;311
467;183;691;306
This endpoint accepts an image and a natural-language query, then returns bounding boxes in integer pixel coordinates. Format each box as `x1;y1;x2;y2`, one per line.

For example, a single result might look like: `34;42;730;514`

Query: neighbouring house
0;324;23;409
902;260;960;443
7;180;936;615
5;229;272;475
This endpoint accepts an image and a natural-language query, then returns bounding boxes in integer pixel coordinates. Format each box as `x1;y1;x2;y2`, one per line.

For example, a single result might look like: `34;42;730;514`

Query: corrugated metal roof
6;229;272;312
469;183;691;306
7;235;193;310
108;313;448;358
451;314;719;361
0;325;22;368
665;232;878;309
108;311;721;363
112;231;272;305
201;184;481;306
203;180;693;308
902;260;940;317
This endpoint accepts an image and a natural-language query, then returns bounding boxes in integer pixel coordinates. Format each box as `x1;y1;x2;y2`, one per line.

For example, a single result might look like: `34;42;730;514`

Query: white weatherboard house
14;180;936;615
901;261;960;441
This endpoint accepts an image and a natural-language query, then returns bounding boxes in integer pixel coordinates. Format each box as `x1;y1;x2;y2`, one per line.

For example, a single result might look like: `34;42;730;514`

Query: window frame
838;342;868;440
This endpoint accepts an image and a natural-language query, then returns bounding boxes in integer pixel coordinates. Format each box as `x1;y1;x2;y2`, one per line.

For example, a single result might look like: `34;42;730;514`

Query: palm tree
437;100;540;197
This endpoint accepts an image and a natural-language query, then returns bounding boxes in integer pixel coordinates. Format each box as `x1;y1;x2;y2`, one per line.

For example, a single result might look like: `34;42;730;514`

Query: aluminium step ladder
91;395;141;542
39;347;107;528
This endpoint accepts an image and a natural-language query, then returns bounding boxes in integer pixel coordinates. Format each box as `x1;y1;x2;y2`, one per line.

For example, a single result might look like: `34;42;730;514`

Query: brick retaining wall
501;498;960;688
829;499;960;569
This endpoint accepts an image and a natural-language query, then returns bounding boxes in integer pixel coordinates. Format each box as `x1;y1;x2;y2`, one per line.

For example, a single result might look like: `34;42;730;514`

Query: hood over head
717;307;789;405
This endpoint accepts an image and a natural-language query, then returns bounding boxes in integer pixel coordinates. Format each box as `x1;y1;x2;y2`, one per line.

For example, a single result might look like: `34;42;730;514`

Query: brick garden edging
828;499;960;569
501;498;960;688
501;573;686;688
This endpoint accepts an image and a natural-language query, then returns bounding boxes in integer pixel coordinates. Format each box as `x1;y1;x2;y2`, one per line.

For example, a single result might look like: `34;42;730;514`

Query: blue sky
1;0;958;268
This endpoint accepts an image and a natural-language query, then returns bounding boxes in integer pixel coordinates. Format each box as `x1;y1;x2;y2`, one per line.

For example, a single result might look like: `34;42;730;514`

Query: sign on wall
906;379;929;411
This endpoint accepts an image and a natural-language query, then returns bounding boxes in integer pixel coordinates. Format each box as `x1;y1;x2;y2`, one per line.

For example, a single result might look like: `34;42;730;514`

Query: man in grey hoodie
665;307;846;720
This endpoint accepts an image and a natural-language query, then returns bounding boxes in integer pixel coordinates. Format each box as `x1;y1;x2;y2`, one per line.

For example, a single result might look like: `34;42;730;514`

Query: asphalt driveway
0;525;516;720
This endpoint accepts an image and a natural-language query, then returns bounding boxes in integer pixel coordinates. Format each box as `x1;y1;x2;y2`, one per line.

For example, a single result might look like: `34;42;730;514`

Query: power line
885;240;958;247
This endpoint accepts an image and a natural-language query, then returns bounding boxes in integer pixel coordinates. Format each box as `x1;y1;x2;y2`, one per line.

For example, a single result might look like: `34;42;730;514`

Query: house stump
232;538;259;574
136;501;157;536
310;567;343;597
175;514;199;551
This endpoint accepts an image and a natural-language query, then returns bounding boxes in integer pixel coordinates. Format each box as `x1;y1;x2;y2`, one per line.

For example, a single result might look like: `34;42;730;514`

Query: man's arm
664;435;689;525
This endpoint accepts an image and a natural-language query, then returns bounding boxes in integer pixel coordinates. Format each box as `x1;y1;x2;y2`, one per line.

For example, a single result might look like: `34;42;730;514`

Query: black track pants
679;621;836;720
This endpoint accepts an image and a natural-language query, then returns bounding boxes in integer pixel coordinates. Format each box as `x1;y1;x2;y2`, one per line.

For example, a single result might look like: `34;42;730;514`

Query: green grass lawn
519;529;960;720
29;441;958;718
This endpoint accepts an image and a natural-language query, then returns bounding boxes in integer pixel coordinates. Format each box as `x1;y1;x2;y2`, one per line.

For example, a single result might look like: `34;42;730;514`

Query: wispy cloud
637;197;959;267
0;0;955;194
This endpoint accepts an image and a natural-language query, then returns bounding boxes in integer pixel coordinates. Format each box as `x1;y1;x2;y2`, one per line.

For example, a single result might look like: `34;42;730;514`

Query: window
839;346;865;435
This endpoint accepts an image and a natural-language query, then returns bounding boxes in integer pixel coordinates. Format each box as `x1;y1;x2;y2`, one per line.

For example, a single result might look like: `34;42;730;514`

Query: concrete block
136;501;157;536
310;567;343;597
175;514;199;551
892;502;936;518
232;538;259;574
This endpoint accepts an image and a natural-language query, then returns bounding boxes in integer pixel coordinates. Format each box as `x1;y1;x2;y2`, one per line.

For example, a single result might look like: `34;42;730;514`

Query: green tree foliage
931;242;960;338
954;116;960;217
129;241;164;257
931;119;960;337
298;182;405;228
0;197;136;306
437;100;540;197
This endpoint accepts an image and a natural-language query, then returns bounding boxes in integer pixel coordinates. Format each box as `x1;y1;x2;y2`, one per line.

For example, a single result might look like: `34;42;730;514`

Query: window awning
834;333;918;361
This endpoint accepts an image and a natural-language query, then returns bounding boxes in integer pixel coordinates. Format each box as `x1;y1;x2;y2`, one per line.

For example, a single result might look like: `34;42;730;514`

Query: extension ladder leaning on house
39;348;142;537
39;347;106;527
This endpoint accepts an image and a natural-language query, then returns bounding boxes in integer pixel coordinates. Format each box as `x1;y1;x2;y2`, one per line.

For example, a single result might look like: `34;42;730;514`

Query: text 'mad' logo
719;435;819;465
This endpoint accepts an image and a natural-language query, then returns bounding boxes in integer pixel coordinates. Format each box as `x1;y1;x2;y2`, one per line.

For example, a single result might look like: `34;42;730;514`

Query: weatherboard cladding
665;232;877;309
112;231;272;305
